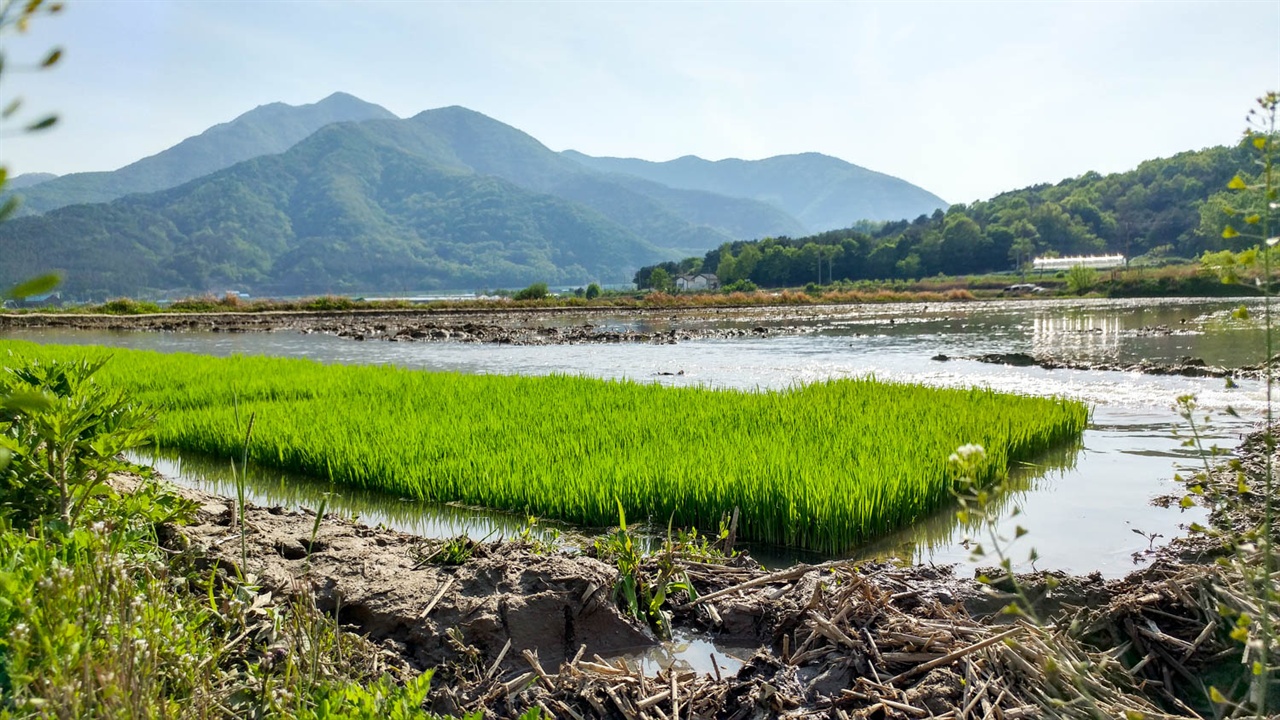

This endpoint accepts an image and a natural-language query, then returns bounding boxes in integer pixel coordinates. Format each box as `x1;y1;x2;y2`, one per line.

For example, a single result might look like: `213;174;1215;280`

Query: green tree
585;282;601;299
1007;219;1040;269
512;281;548;300
895;252;922;278
648;267;673;292
1008;236;1035;271
715;246;738;284
734;244;762;283
940;214;990;273
1198;191;1242;250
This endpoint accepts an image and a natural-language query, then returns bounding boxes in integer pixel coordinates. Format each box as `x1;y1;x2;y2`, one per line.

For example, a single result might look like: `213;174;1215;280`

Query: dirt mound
168;488;654;677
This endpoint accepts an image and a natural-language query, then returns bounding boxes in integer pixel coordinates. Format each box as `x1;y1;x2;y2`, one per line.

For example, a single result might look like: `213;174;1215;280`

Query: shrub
94;298;163;315
1065;265;1098;294
512;282;549;301
0;358;153;529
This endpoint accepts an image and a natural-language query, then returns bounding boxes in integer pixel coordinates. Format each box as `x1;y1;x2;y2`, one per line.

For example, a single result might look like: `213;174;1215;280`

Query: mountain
0;96;944;298
1;104;816;298
8;92;398;214
11;100;806;253
5;173;58;190
0;121;666;297
387;107;806;253
561;151;947;233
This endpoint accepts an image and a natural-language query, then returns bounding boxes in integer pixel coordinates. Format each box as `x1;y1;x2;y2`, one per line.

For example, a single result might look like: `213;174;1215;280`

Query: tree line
636;141;1261;289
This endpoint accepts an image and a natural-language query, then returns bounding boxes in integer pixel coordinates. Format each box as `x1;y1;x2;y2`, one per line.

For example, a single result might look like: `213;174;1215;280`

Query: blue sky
3;1;1278;204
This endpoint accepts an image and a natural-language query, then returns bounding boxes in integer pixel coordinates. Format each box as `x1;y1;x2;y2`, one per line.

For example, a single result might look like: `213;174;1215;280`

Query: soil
0;308;823;346
959;350;1280;380
160;483;654;675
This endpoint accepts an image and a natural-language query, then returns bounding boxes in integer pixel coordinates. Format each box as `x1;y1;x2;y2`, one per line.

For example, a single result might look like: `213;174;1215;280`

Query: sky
2;1;1278;205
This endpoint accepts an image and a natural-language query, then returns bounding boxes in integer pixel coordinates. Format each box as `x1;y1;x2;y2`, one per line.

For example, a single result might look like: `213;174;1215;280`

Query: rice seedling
0;340;1087;552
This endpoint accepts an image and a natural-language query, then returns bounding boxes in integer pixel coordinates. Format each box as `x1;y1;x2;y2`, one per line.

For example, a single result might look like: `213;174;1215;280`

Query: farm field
0;340;1087;552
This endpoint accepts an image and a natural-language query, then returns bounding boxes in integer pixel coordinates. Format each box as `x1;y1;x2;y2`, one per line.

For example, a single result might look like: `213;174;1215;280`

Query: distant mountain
392;107;806;253
0;121;666;296
561;151;947;233
8;92;397;214
5;173;57;190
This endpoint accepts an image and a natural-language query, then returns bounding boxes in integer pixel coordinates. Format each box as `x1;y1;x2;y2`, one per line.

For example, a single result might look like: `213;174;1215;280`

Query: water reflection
1030;314;1125;360
132;448;568;545
849;439;1083;567
622;629;750;677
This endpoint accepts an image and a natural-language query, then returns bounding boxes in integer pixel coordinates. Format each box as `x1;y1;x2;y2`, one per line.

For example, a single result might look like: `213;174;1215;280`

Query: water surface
9;296;1269;577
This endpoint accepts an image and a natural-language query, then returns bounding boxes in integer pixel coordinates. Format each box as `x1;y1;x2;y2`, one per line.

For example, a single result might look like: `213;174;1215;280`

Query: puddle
617;630;752;678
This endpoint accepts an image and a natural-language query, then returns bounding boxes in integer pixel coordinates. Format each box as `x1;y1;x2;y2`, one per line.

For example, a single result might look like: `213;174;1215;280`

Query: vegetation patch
1;341;1086;552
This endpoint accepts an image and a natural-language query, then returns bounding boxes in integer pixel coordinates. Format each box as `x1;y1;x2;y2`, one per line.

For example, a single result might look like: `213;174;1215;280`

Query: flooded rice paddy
8;296;1271;578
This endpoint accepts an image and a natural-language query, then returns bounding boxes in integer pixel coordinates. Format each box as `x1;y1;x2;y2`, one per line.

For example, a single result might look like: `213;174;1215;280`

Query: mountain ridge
0;93;955;298
8;92;399;214
0;120;665;296
561;149;948;232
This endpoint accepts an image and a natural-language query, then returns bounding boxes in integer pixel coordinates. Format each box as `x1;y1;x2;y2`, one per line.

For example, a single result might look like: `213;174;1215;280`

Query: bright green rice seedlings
0;341;1088;553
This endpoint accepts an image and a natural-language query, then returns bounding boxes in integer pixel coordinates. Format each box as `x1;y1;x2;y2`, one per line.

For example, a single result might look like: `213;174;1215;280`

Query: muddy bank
308;319;808;345
0;308;822;346
163;484;654;675
936;350;1278;380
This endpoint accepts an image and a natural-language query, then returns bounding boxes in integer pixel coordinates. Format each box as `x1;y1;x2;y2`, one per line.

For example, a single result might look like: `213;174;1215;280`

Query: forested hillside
397;107;803;255
637;142;1257;288
0;123;666;296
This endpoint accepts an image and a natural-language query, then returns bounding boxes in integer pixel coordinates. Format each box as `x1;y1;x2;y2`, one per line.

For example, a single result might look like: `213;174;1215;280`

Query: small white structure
1032;254;1125;271
676;273;720;291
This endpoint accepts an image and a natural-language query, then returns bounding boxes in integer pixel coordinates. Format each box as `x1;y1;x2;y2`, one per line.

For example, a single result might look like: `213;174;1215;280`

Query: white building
1032;254;1125;271
675;273;720;291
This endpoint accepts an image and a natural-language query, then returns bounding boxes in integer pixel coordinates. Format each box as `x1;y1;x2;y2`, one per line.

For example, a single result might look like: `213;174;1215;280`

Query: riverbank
140;425;1279;718
0;292;1256;349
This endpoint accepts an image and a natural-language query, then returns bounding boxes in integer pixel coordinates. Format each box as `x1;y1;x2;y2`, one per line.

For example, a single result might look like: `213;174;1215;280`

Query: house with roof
675;273;720;292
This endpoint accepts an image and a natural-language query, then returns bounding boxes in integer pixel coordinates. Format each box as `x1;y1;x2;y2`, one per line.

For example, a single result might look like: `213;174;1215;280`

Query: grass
0;489;451;718
0;355;449;718
0;341;1087;553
